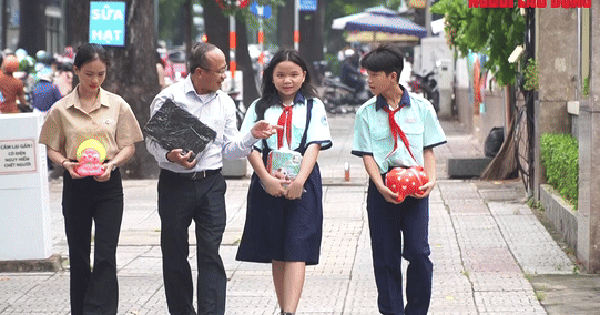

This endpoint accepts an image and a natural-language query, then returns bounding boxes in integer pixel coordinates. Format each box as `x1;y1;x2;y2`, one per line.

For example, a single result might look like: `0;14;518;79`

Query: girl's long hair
254;49;317;120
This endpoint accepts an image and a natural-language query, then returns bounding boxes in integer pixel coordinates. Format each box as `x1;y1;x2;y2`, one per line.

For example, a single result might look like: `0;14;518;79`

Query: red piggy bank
75;148;105;176
385;166;429;202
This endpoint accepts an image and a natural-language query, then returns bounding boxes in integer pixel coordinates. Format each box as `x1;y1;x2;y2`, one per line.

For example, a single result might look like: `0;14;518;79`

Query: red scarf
383;105;415;162
277;105;293;149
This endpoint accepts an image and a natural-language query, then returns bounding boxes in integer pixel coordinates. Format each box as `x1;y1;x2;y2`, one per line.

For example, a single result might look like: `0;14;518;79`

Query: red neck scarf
383;104;415;162
277;104;293;149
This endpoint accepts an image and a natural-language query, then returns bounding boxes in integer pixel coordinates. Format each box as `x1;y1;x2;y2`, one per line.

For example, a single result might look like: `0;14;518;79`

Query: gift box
266;149;303;181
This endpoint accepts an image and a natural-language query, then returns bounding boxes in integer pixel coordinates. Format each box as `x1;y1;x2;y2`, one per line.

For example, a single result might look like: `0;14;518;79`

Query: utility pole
425;0;431;37
1;0;7;50
294;0;299;50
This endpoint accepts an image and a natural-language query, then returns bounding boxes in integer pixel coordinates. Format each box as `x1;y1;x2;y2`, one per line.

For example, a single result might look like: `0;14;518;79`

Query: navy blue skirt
235;163;323;265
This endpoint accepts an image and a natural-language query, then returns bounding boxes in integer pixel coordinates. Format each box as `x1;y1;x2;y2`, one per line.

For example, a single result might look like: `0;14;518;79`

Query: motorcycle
314;60;372;114
227;90;246;129
410;70;439;112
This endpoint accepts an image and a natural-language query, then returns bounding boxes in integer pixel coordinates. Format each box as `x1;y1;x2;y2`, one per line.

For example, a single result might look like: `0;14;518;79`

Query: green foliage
583;76;590;97
527;197;543;212
324;52;341;77
158;0;281;48
540;133;579;210
523;59;539;91
431;0;526;86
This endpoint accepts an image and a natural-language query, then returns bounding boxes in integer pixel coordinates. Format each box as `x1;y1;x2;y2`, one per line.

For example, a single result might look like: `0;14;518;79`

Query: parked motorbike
313;60;372;114
227;90;246;129
410;70;439;112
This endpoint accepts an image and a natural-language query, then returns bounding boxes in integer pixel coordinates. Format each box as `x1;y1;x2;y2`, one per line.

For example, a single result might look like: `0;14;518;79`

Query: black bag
143;99;216;157
484;126;505;157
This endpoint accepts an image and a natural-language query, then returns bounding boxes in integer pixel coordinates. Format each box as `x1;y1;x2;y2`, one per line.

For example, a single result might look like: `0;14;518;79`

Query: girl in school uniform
39;43;144;315
352;43;446;315
236;49;332;315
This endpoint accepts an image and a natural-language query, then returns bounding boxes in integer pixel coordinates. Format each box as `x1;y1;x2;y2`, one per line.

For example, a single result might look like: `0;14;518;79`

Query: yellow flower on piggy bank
75;139;106;176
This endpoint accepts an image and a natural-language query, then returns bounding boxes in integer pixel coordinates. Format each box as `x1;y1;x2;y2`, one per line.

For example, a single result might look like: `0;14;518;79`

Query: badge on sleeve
321;115;328;125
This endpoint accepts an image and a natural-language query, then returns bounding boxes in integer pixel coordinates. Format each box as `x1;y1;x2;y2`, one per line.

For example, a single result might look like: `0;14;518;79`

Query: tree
277;0;294;49
431;0;528;181
68;0;161;179
431;0;526;85
17;0;46;54
298;0;326;81
2;0;8;49
202;0;264;104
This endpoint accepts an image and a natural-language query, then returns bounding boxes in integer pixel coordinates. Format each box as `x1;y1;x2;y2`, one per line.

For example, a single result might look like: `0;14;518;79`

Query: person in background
156;51;166;90
55;60;74;97
39;43;144;315
0;54;28;114
31;67;62;114
235;49;333;315
352;43;446;315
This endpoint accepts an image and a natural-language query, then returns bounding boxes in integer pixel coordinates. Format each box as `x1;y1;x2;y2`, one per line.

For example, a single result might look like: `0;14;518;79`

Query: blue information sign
299;0;317;12
250;2;272;19
89;1;127;47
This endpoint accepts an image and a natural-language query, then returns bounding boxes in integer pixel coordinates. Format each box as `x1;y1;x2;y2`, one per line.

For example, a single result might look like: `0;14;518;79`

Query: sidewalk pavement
1;114;597;315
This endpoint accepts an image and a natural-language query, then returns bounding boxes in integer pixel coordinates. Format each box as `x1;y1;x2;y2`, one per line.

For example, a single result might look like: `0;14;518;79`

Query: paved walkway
0;114;578;315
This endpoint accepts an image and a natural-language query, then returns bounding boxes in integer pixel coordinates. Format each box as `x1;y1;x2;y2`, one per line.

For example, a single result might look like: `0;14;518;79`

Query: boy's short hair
361;43;404;78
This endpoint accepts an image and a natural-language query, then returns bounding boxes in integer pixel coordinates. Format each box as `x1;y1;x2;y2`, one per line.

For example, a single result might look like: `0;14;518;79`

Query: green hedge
540;133;579;210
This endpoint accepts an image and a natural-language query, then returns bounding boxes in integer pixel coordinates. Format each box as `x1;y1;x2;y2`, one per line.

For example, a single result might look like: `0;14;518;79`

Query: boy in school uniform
352;44;446;315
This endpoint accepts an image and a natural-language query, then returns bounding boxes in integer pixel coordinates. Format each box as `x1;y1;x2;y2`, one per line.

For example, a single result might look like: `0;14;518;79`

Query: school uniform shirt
39;86;144;160
241;92;333;152
145;75;259;173
352;85;446;174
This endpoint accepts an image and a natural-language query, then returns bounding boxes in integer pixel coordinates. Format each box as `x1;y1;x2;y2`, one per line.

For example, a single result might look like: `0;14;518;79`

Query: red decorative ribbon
277;105;293;149
383;105;415;162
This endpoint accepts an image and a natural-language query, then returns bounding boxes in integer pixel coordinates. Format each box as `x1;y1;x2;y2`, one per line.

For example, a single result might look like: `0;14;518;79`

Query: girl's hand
261;175;290;197
284;178;305;200
94;162;115;182
63;161;84;179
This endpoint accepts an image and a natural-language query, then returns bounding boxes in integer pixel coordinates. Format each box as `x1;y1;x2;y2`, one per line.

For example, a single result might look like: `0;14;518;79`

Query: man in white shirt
146;42;279;315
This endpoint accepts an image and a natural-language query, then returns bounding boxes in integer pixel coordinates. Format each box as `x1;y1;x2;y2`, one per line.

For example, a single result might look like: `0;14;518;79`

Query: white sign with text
0;139;37;174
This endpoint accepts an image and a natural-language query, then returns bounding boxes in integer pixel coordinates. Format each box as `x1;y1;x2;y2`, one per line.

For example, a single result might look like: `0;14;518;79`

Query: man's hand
166;149;197;169
251;120;282;139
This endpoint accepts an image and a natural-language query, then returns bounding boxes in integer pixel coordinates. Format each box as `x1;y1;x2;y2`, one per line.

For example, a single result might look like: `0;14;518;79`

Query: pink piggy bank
385;166;429;202
75;148;105;176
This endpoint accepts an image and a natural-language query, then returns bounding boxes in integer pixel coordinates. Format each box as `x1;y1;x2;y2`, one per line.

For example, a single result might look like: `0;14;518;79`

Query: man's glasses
200;65;228;75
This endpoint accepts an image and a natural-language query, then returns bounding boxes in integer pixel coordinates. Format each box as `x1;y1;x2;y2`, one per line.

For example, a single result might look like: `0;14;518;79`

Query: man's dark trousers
158;169;228;315
366;178;433;315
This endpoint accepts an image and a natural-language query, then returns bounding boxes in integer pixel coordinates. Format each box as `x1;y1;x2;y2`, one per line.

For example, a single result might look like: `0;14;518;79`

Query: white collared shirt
145;76;258;173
